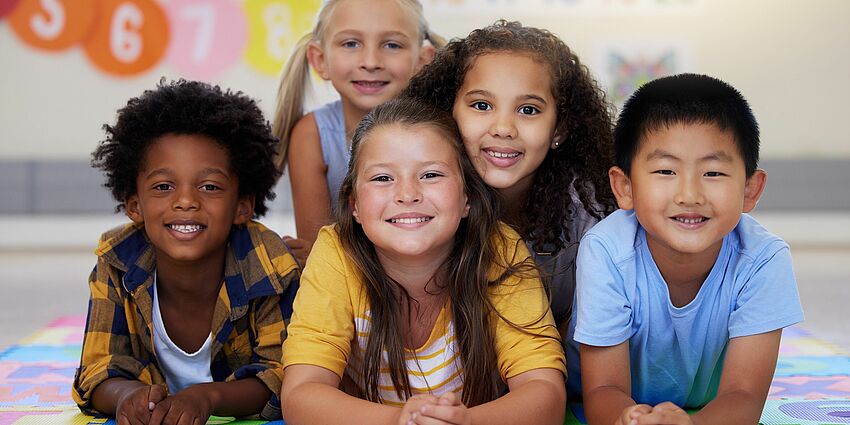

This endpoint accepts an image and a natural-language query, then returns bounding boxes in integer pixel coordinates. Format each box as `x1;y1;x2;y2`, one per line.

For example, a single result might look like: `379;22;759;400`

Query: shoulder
492;222;534;264
94;222;148;270
579;209;640;263
731;214;790;261
291;112;320;142
232;221;300;294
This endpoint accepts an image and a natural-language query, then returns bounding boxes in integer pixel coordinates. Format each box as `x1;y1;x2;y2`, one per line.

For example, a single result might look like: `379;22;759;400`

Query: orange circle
83;0;168;76
8;0;95;51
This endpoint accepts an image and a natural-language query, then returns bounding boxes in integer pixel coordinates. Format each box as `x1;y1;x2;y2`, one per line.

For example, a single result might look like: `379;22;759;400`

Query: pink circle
164;0;247;81
0;0;22;18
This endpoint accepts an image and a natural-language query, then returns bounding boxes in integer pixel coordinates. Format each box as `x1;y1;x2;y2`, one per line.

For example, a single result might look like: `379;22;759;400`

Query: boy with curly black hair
73;79;300;424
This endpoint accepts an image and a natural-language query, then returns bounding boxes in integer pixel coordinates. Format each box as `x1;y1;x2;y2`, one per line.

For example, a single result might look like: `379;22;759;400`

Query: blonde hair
271;0;444;172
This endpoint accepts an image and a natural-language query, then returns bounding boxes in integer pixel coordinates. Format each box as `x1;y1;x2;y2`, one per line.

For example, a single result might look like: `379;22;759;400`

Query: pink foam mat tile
770;376;850;399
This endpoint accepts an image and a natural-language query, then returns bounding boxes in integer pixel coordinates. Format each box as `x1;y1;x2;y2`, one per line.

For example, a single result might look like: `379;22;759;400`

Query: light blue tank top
313;100;349;213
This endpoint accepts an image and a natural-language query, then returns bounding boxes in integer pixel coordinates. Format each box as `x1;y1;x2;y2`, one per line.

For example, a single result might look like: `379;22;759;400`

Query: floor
1;244;848;353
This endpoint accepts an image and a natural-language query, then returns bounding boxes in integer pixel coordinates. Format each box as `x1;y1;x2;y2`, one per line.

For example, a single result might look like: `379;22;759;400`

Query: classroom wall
1;0;848;214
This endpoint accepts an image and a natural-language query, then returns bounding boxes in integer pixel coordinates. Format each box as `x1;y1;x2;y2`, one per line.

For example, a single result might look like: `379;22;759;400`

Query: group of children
71;1;803;424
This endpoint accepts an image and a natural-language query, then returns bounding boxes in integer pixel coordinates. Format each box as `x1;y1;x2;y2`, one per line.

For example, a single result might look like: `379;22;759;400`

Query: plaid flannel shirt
72;220;300;419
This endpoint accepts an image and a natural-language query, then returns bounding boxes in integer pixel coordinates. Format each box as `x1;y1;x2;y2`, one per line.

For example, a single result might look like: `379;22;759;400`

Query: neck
497;176;534;227
376;249;451;300
339;98;370;144
646;237;723;307
153;248;226;302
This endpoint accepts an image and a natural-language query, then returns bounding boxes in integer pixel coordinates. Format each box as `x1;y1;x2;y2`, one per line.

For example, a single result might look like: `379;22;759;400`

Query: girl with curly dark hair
402;20;617;397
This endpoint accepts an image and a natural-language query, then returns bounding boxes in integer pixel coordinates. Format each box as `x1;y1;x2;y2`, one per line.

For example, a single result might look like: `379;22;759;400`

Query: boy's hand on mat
148;385;213;425
411;392;470;425
283;236;312;266
115;384;166;425
630;402;692;425
397;394;439;425
616;403;652;425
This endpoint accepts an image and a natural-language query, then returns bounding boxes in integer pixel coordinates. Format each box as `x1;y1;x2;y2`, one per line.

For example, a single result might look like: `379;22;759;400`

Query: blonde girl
281;98;566;425
272;0;443;264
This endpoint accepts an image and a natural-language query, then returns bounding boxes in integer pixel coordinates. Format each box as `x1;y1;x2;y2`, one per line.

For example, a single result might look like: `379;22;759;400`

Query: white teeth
389;217;431;224
487;150;519;159
169;224;203;233
676;217;706;224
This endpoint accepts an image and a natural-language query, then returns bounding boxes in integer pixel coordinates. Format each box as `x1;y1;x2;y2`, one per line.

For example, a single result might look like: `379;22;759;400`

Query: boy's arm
581;341;638;425
288;113;333;250
147;377;271;424
687;330;780;425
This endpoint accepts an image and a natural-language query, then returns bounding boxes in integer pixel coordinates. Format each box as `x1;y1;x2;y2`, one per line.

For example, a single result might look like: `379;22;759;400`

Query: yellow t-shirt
283;224;565;406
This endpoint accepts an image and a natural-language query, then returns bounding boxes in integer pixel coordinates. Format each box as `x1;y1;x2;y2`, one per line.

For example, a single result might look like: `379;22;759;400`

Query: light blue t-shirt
571;209;803;407
313;99;349;213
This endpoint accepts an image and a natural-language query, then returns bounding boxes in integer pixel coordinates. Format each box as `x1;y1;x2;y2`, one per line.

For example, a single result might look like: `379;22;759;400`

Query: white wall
1;0;848;160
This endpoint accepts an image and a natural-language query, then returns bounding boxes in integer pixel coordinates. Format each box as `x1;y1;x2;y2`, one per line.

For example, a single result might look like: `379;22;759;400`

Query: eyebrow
333;30;412;40
645;149;735;163
362;160;451;172
460;89;548;105
144;167;230;180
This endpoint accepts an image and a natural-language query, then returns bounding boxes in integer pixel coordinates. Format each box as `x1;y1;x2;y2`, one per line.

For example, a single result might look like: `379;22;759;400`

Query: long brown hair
402;20;617;254
335;98;533;406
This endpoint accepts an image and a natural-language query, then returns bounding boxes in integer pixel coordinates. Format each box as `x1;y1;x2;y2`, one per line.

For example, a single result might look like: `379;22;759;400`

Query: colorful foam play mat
1;317;849;424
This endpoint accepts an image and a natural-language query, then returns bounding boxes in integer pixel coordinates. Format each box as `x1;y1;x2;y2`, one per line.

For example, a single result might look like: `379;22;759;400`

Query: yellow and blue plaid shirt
72;220;300;419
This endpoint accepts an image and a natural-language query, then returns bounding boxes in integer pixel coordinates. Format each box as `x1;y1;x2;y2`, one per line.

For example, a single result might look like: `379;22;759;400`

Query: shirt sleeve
728;243;804;338
73;260;162;412
573;235;634;347
282;227;356;378
491;235;566;380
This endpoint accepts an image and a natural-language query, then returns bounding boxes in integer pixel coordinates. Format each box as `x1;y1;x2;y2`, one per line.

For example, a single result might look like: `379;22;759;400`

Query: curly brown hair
402;20;617;253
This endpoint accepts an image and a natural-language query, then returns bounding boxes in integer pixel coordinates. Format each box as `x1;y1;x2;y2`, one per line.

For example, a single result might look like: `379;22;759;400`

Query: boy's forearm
190;377;272;417
91;377;149;415
690;389;765;425
584;386;636;425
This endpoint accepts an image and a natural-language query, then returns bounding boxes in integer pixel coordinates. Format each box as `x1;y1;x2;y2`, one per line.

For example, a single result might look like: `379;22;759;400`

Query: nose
395;178;422;204
173;186;199;211
674;175;705;206
360;45;383;71
488;110;517;139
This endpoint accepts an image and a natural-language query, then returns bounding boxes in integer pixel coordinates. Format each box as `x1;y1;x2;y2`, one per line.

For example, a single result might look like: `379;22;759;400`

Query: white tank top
152;275;214;394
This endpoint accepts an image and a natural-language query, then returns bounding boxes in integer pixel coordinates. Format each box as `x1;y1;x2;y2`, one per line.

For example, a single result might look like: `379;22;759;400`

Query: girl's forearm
282;382;400;425
469;377;566;425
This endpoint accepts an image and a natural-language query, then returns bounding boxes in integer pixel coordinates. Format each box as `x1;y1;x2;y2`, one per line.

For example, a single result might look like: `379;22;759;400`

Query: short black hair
614;73;760;177
92;79;279;216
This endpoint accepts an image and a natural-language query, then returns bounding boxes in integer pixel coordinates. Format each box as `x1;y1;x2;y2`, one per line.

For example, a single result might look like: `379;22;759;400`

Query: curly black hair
402;20;617;253
92;79;280;216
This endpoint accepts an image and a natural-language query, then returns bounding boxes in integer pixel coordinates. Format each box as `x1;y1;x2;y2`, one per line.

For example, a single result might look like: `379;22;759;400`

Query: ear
349;197;361;223
233;196;255;225
462;193;470;218
306;42;330;80
551;131;565;150
125;195;144;223
742;169;767;213
416;43;436;71
608;166;633;210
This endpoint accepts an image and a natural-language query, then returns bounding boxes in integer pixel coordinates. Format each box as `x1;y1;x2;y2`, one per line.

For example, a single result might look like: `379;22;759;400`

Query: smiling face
125;134;253;268
309;0;429;118
451;52;558;196
609;122;766;262
351;123;470;265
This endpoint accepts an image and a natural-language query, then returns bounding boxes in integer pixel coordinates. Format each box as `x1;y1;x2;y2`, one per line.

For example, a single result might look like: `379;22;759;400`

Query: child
575;73;804;424
73;80;300;424
272;0;443;264
401;20;617;396
280;98;567;425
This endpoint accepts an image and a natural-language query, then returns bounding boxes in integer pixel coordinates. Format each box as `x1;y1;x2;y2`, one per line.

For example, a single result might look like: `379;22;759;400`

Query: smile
673;217;707;224
486;150;520;159
167;224;205;233
387;217;432;224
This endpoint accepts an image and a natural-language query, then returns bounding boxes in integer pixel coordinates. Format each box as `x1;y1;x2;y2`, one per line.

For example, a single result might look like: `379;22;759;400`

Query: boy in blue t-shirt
575;73;803;425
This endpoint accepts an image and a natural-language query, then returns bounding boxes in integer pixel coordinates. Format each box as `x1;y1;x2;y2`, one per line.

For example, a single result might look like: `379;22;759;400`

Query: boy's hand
616;403;652;425
148;385;213;425
115;384;166;425
283;236;312;266
411;392;470;425
627;402;693;425
396;394;439;425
